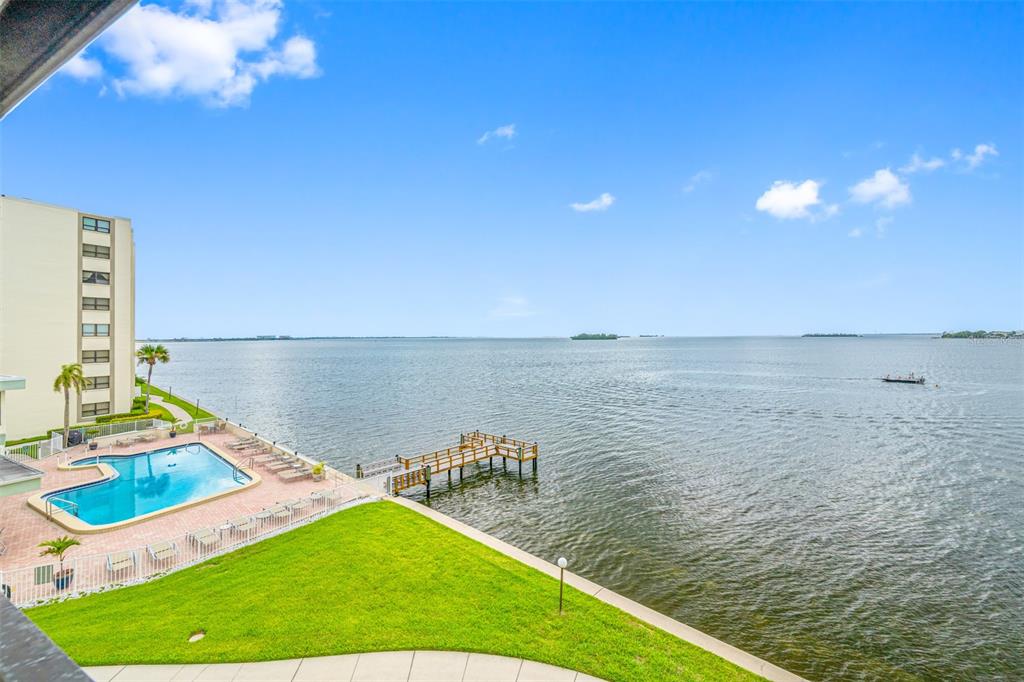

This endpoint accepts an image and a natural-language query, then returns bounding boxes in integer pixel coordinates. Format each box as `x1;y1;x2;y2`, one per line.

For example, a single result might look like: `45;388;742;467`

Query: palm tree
53;364;90;446
136;344;170;410
38;535;82;579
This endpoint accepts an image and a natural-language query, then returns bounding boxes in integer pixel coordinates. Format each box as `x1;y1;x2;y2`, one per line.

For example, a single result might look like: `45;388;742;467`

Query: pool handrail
45;496;79;520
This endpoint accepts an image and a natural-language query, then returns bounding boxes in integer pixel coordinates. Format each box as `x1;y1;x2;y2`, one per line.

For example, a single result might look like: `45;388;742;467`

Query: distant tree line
941;330;1022;339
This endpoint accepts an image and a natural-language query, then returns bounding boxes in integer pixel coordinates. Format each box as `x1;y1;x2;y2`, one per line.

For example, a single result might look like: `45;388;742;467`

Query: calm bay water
151;336;1023;681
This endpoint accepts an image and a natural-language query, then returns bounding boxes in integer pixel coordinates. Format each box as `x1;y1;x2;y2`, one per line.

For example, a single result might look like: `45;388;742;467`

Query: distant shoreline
801;333;861;337
135;332;997;343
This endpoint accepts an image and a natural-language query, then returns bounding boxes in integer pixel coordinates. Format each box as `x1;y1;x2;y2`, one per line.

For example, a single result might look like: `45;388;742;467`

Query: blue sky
3;1;1021;337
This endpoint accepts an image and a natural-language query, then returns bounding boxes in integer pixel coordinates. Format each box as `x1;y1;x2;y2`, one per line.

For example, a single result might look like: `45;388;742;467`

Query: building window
87;376;110;390
82;297;110;311
83;243;110;259
82;216;111;234
82;350;110;363
82;323;110;337
82;402;111;418
82;270;110;285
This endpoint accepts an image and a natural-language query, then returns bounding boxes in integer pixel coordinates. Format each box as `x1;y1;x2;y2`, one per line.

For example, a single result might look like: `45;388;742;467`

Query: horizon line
133;331;1024;343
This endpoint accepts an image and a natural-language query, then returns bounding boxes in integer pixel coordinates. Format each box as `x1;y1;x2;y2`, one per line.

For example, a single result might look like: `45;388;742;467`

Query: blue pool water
49;443;250;525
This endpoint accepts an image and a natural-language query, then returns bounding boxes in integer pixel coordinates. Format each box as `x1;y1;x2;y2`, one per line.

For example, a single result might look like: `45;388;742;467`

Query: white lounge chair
230;516;257;533
266;504;291;521
147;540;178;563
107;550;137;573
190;527;220;549
286;498;311;512
279;468;312;482
311;489;342;503
252;453;281;464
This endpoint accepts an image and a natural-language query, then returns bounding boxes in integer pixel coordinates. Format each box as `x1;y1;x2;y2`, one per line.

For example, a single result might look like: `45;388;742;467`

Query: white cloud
848;228;863;238
185;0;215;15
570;192;615;212
954;143;998;169
61;53;104;80
849;168;911;208
477;124;516;145
819;203;840;221
754;180;823;219
488;296;535;319
875;216;893;238
97;0;318;107
682;170;713;193
900;153;945;174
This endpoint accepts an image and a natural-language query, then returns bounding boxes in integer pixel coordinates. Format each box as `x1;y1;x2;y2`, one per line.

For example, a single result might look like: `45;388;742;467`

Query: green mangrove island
941;330;1022;339
571;333;620;340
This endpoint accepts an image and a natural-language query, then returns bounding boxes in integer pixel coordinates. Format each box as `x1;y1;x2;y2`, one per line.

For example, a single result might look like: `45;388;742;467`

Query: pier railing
462;431;537;452
398;443;484;470
364;432;540;496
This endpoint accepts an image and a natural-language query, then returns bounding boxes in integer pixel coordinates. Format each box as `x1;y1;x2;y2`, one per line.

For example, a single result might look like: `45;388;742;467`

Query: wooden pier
357;432;539;497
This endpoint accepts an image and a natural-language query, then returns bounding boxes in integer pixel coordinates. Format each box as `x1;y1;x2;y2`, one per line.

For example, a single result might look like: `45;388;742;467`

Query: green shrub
94;410;166;424
4;434;50;447
42;411;170;438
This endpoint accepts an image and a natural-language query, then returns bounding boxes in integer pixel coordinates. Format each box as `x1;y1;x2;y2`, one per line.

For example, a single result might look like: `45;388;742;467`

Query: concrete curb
389;498;808;682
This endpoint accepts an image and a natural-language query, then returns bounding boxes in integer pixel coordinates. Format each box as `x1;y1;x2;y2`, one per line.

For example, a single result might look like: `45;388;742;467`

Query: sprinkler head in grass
188;630;205;643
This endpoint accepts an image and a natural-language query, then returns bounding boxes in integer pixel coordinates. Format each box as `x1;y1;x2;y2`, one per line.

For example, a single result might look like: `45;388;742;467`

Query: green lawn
135;379;218;422
27;502;761;682
138;402;176;424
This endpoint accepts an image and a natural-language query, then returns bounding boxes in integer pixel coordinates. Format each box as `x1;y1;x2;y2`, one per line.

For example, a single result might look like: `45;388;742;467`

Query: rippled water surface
151;336;1024;681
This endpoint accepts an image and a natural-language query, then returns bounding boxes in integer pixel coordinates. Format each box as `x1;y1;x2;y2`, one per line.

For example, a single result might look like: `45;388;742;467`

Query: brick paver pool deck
0;430;359;571
84;651;604;682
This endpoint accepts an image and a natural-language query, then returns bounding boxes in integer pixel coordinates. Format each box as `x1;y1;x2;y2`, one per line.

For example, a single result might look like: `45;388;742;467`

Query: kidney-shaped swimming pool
46;443;251;526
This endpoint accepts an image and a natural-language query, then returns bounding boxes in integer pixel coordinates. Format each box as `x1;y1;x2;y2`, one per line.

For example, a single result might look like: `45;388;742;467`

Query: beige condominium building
0;196;135;441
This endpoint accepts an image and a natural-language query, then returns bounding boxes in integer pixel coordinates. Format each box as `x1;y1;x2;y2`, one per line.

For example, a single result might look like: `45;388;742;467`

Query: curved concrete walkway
84;651;604;682
148;395;194;423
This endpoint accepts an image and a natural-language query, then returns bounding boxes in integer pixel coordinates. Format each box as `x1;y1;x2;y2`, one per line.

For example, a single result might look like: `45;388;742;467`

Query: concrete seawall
389;497;808;682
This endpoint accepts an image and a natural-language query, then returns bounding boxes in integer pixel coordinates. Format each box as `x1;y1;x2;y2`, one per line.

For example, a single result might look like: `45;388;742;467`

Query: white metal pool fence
2;419;173;464
0;487;374;608
2;433;64;463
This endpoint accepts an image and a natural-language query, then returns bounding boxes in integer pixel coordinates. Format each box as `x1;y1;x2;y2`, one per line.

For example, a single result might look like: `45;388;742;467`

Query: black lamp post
557;557;568;614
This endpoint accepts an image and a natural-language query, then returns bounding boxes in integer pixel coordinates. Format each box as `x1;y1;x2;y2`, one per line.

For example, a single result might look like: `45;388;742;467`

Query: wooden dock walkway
356;432;538;497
